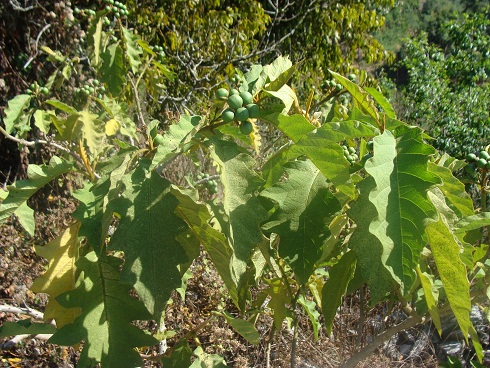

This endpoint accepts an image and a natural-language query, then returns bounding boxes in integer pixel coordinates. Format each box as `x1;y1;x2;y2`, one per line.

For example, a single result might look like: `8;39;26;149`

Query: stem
266;324;276;368
356;286;365;348
339;315;424;368
290;315;299;368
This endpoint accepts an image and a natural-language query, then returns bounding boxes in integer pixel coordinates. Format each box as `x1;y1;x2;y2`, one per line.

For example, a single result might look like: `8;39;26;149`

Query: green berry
93;79;99;86
240;121;253;135
235;107;249;122
26;89;32;94
335;83;343;91
246;103;260;119
197;173;203;180
480;150;490;160
221;109;235;123
467;153;477;162
105;5;111;11
227;94;243;110
477;158;487;168
348;73;357;82
153;134;165;146
41;87;49;95
229;88;239;96
88;87;95;94
239;91;253;105
215;88;229;100
348;146;356;154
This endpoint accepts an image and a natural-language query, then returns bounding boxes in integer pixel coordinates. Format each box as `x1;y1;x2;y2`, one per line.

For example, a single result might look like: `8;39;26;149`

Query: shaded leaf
4;94;31;134
122;27;142;73
0;319;56;338
322;251;357;335
221;311;260;345
161;339;192;367
101;44;126;96
50;252;158;367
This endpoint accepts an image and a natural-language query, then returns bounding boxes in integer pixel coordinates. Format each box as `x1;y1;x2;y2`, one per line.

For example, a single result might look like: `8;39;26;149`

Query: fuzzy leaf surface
100;44;125;96
122;27;143;72
364;129;440;294
4;94;31;134
261;160;341;284
50;252;157;367
109;162;189;319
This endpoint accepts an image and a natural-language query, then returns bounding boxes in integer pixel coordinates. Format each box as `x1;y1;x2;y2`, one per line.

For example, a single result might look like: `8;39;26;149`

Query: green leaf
122;27;143;73
364;87;396;119
221;311;260;345
264;84;297;113
261;160;341;284
0;156;73;231
92;17;103;67
416;266;442;335
101;44;126;96
151;114;202;171
321;251;357;335
255;55;293;94
31;222;81;328
428;162;474;219
261;113;316;143
170;187;239;306
45;100;79;115
33;109;51;134
49;252;158;367
208;139;268;304
190;346;228;368
364;128;440;294
348;177;394;303
265;278;290;329
0;319;57;338
109;163;190;320
78;109;105;153
330;71;380;126
14;202;35;236
4;94;31;134
427;215;482;361
161;339;192;367
297;295;321;341
454;212;490;234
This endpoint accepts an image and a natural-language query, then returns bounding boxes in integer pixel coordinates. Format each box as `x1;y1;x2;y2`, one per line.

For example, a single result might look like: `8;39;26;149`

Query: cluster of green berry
73;8;96;17
196;173;219;194
216;88;259;135
75;79;105;98
467;150;490;169
322;79;343;92
26;82;48;96
149;45;166;62
342;145;359;165
103;0;129;18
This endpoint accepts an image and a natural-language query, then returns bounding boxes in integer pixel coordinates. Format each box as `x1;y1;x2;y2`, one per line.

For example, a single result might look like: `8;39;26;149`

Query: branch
9;0;36;12
339;315;425;368
0;304;46;321
1;334;52;350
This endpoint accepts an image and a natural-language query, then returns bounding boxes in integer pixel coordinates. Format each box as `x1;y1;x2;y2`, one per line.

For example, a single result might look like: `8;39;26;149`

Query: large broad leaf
427;215;482;361
49;252;158;367
151;114;202;171
364;87;396;119
321;250;357;335
170;187;239;306
31;222;81;328
100;44;126;96
0;156;73;233
348;177;394;303
4;94;31;134
428;162;474;219
453;212;490;234
109;161;190;320
78;109;106;153
208;139;268;298
122;27;143;73
161;339;192;367
190;346;228;368
364;128;441;294
261;160;341;284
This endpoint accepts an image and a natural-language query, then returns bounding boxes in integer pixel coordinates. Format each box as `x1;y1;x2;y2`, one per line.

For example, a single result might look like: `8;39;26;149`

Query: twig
1;334;52;350
266;324;276;368
9;0;36;12
0;304;46;321
24;23;51;70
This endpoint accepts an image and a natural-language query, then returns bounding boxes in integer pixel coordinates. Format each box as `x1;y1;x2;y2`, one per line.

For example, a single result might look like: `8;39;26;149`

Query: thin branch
1;334;52;350
0;304;46;321
9;0;37;12
24;23;51;69
339;315;425;368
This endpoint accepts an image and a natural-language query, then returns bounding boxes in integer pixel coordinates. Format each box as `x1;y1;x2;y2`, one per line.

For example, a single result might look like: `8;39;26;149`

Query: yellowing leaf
105;118;120;136
31;222;81;328
78;109;105;153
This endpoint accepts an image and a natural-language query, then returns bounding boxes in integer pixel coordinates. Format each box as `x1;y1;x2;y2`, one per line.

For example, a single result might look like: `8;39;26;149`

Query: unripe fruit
235;107;249;122
229;88;239;96
215;88;229;100
239;91;253;105
348;73;357;82
246;103;260;118
467;153;477;162
348;146;356;154
227;95;243;110
153;134;164;146
221;109;235;123
480;150;490;160
240;121;253;135
335;83;343;91
477;158;487;168
41;87;49;95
